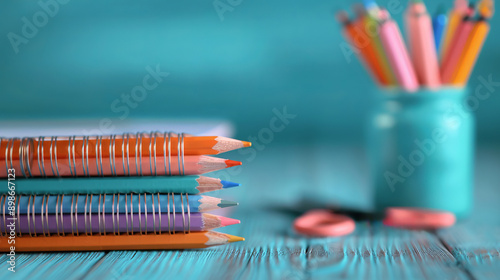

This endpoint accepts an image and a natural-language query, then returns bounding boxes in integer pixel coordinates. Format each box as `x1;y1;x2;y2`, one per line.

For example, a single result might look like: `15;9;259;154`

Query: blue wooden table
2;143;499;280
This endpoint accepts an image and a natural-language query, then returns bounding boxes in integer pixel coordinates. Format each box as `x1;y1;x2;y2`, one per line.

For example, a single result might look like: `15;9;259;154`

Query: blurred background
1;0;499;143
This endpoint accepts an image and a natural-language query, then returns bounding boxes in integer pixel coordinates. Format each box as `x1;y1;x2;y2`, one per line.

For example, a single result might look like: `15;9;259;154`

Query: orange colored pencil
0;232;244;252
452;19;490;85
352;6;395;86
452;0;494;85
0;135;250;177
0;135;250;159
440;5;476;84
362;15;398;85
336;11;389;85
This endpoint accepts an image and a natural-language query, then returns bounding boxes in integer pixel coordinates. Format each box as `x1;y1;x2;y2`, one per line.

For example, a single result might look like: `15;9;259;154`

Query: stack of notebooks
0;132;251;251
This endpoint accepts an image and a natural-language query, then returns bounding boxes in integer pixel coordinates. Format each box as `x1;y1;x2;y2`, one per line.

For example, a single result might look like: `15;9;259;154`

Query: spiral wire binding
19;138;26;177
31;195;36;237
39;195;45;236
2;132;188;178
102;194;106;235
138;194;142;234
27;195;33;236
61;194;66;236
112;194;116;235
98;194;102;235
1;193;193;236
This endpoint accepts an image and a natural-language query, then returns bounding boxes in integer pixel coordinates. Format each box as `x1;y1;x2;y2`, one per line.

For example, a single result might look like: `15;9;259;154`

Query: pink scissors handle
293;209;355;237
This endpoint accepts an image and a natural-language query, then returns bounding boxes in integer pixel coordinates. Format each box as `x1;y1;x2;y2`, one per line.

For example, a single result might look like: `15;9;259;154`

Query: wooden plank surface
1;144;499;280
436;147;500;279
0;252;105;279
306;223;467;279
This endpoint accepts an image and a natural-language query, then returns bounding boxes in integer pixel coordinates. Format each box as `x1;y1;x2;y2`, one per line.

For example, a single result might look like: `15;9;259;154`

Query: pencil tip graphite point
227;234;245;243
221;180;240;189
218;199;239;208
225;159;242;167
218;216;241;227
242;141;252;147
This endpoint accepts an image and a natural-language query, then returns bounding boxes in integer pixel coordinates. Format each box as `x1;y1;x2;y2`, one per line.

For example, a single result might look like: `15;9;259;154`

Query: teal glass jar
367;88;475;218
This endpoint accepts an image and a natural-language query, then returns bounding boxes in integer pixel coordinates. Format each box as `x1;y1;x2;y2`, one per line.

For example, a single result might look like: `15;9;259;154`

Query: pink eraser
383;207;456;229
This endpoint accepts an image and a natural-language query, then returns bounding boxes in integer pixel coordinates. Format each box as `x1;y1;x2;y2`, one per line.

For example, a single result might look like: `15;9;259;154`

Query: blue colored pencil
0;194;238;214
433;5;448;52
4;176;239;195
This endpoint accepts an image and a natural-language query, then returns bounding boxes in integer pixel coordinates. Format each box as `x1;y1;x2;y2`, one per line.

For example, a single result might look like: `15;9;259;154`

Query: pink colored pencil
440;0;470;58
405;0;441;89
25;155;241;177
440;6;476;83
378;10;419;92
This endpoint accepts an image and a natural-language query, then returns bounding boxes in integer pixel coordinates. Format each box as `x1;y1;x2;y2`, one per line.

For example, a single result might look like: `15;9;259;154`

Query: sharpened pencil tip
225;159;242;167
478;0;495;18
218;216;241;227
227;234;245;243
218;199;239;208
242;141;252;147
221;180;240;189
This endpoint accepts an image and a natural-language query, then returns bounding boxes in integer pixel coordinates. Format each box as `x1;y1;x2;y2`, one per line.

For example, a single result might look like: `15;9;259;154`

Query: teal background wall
1;0;499;142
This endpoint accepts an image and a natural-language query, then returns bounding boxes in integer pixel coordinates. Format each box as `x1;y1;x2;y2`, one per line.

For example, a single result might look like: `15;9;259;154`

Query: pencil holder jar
367;88;474;218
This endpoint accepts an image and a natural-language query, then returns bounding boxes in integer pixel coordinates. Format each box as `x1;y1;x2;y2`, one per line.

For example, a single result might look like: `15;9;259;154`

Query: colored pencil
353;4;397;85
6;176;239;195
336;11;387;85
432;5;448;52
337;0;494;90
452;0;494;85
0;213;239;235
440;4;476;83
405;0;441;89
1;154;241;178
440;0;469;57
0;135;251;158
477;0;495;18
0;231;244;251
378;10;419;92
0;194;238;214
0;135;251;177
